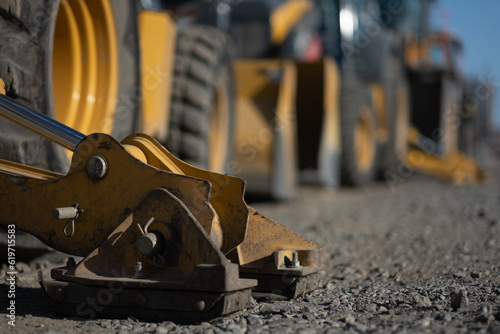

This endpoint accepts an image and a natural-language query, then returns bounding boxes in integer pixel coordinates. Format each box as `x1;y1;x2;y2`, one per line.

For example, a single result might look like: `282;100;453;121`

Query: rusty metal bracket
228;208;326;298
406;127;489;184
0;96;325;320
40;188;256;319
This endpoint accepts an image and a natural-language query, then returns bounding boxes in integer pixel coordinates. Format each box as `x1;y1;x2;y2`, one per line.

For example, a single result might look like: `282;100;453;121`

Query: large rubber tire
379;58;410;176
0;1;67;172
109;0;142;140
166;26;235;172
340;78;379;187
0;0;141;171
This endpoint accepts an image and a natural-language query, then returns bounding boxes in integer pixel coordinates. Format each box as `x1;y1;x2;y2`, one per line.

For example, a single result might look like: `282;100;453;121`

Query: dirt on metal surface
2;166;500;333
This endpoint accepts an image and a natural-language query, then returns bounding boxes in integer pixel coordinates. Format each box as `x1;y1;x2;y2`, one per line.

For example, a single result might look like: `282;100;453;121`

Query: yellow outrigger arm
406;127;489;184
0;95;324;321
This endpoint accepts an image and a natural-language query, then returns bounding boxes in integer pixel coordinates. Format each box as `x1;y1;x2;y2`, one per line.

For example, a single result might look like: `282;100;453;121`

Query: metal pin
53;207;79;220
286;252;301;268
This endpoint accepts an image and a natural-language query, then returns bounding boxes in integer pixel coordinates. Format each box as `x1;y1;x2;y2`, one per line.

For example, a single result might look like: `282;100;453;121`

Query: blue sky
438;0;500;128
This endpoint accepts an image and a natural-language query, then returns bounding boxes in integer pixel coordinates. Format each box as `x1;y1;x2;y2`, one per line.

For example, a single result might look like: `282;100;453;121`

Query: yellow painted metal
122;135;185;175
57;188;256;292
0;134;215;256
0;78;5;94
0;128;324;301
85;0;118;134
0;130;255;258
406;127;488;184
234;61;277;189
355;106;376;173
233;60;297;196
235;207;319;266
52;0;83;130
69;0;98;135
321;58;341;159
123;144;148;164
138;10;177;142
406;147;488;184
318;58;341;185
122;134;249;255
0;159;62;180
270;0;314;45
407;126;420;146
209;74;231;172
122;135;223;249
0;87;325;300
52;0;118;136
370;83;388;143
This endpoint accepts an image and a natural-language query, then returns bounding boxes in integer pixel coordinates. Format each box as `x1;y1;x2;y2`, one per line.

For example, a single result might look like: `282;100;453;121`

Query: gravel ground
2;167;500;333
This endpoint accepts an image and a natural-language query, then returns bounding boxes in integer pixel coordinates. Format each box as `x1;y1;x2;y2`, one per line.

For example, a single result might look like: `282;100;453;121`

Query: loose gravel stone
436;312;452;322
342;315;355;324
247;324;263;333
414;295;432;308
451;288;469;311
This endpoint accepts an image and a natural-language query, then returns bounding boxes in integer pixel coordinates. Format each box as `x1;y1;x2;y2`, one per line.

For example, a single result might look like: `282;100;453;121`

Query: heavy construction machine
0;0;237;256
0;0;324;321
210;0;412;199
0;94;325;320
109;0;485;197
380;0;488;184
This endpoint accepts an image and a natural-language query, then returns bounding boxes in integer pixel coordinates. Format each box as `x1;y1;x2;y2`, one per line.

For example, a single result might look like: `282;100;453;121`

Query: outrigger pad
228;208;326;298
39;189;256;322
40;276;253;323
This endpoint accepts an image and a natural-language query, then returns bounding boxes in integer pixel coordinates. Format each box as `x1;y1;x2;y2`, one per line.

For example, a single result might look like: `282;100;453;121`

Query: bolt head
285;252;301;268
54;287;66;302
134;262;144;278
66;257;76;267
193;300;205;311
86;155;108;179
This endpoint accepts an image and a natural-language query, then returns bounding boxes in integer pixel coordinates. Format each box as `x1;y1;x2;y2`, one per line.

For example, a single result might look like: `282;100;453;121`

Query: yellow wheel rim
53;0;118;136
354;106;376;172
52;0;82;129
209;76;231;172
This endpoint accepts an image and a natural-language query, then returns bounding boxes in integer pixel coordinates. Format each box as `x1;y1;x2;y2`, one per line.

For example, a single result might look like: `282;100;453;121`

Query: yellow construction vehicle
225;0;486;196
194;0;411;199
380;0;487;184
184;0;486;196
0;94;325;320
0;0;325;320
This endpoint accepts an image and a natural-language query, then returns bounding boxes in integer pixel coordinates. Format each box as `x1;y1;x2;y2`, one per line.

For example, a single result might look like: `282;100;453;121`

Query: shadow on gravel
0;284;68;319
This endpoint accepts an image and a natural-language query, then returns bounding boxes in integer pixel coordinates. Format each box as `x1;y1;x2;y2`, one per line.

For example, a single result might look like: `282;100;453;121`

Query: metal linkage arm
0;94;85;151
